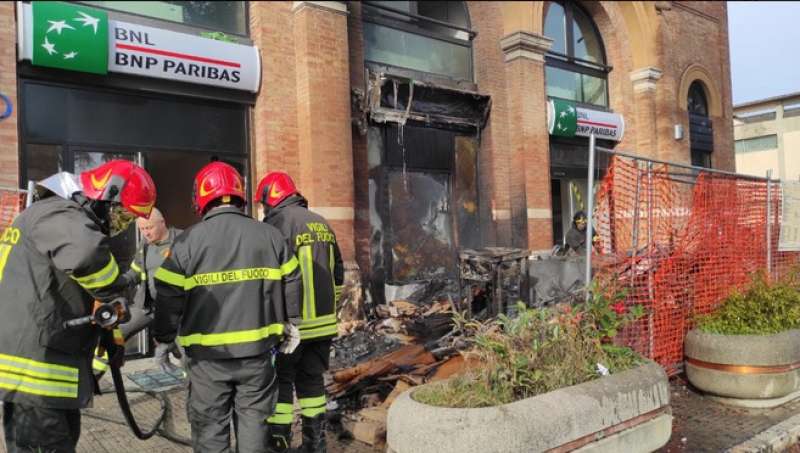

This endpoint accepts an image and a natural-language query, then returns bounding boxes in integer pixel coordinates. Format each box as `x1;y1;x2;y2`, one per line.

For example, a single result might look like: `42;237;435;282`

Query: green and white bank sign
31;2;108;75
547;99;625;142
19;1;261;92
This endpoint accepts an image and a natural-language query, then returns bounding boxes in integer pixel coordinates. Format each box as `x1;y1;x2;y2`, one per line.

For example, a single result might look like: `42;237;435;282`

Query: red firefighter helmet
193;162;246;215
80;160;157;219
256;171;298;208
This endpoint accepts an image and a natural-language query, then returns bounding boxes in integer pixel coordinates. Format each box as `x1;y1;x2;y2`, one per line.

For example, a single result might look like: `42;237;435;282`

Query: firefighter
564;211;600;256
153;162;302;453
256;171;344;453
0;160;156;453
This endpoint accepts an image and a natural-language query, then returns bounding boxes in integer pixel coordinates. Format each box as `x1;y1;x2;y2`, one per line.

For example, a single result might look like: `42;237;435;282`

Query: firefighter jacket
0;195;129;409
264;195;344;341
123;226;182;309
153;206;302;360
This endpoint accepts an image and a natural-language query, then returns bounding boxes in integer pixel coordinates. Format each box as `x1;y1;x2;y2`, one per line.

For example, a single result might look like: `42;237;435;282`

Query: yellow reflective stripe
92;358;108;372
301;406;326;418
298;314;336;329
0;353;78;382
72;254;119;289
267;413;294;425
185;267;283;290
299;396;326;408
177;323;284;348
281;256;298;276
0;244;13;282
93;347;109;372
299;246;315;319
329;245;336;299
0;371;78;398
154;267;186;288
273;403;293;414
299;324;338;340
131;261;146;281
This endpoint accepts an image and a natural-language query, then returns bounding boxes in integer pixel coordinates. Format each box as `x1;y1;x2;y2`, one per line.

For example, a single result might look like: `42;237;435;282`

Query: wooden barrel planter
386;361;671;453
685;329;800;408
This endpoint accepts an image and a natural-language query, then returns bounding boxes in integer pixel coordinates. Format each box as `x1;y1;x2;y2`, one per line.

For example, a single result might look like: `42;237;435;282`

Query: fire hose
64;298;167;440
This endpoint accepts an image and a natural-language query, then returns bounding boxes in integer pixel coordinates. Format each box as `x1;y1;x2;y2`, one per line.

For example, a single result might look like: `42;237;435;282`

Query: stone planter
386;361;671;453
685;329;800;408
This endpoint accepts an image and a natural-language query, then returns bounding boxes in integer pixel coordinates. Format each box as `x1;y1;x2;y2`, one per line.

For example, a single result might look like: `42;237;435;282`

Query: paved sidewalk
661;376;800;452
4;366;800;452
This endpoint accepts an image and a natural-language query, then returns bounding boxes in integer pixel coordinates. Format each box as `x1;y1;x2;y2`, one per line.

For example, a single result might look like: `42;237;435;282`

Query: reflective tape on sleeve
154;267;186;288
281;256;298;276
72;254;120;290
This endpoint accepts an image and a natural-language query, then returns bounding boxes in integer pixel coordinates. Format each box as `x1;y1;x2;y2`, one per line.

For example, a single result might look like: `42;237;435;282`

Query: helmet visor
109;204;137;237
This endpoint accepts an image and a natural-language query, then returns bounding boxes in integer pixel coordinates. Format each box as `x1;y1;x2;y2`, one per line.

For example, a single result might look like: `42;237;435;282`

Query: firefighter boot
267;423;292;453
300;415;326;453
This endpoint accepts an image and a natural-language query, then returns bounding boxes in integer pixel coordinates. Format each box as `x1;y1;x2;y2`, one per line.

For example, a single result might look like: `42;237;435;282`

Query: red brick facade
0;2;18;189
1;1;735;277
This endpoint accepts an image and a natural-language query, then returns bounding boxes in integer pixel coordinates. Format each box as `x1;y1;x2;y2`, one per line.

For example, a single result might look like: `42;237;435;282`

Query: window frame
73;1;251;39
544;1;612;107
361;1;475;82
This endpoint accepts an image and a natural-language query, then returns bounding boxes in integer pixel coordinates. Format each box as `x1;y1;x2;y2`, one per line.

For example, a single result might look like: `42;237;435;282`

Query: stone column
292;1;355;260
500;31;553;251
630;67;663;160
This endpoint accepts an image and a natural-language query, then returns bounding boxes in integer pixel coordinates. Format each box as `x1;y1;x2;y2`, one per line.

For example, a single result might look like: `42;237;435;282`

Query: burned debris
327;247;533;447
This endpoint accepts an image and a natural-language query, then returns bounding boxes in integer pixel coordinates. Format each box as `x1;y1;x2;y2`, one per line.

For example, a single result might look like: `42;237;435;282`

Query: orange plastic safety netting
0;189;25;229
592;155;795;375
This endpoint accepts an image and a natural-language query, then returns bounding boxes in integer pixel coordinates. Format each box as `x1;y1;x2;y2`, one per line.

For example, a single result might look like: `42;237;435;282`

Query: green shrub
414;282;645;408
696;271;800;335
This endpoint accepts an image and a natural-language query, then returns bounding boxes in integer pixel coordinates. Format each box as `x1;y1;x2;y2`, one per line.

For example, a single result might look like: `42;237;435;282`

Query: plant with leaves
696;270;800;335
416;281;645;408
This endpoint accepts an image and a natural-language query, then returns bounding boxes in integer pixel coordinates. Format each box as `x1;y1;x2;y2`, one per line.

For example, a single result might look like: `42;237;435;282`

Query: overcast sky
728;1;800;105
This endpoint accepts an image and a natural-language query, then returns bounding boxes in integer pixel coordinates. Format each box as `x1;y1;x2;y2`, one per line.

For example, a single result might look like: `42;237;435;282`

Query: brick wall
656;1;735;169
251;1;355;261
0;3;18;189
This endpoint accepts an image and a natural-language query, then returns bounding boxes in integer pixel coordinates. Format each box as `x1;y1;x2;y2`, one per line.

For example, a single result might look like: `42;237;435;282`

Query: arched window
362;1;474;81
687;81;709;116
544;2;609;107
688;81;713;168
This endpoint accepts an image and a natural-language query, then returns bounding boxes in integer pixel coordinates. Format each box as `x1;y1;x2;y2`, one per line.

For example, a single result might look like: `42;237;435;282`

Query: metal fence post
585;134;596;299
25;180;34;208
766;169;773;278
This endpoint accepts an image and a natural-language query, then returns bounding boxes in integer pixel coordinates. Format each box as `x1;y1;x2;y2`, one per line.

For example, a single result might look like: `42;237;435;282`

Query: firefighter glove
154;341;182;374
279;323;301;354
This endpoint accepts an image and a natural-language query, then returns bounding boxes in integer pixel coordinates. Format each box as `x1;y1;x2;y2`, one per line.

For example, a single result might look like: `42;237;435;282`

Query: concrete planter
386;361;671;453
685;329;800;408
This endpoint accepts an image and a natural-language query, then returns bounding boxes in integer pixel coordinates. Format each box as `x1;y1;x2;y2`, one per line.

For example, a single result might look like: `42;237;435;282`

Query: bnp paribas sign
547;99;625;142
18;1;261;92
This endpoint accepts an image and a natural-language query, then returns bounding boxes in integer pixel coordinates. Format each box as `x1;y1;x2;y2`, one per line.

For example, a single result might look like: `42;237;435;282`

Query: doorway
69;147;248;356
19;80;250;358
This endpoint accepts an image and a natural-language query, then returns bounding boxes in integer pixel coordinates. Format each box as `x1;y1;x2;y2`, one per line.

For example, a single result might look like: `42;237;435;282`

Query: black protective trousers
268;339;331;426
2;402;80;453
186;354;277;453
